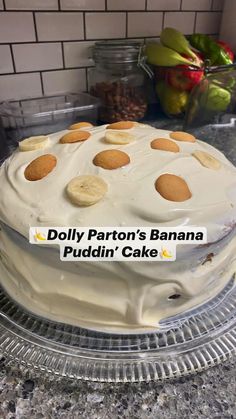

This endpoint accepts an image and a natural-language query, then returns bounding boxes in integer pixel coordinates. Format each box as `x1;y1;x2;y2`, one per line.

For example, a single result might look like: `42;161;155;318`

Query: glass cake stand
0;277;235;382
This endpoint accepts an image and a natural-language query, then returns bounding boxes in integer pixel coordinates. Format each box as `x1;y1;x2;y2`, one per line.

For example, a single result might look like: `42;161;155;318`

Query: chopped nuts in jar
90;81;147;123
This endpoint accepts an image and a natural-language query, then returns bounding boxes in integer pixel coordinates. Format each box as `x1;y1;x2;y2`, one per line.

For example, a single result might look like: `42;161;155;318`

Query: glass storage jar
89;40;148;123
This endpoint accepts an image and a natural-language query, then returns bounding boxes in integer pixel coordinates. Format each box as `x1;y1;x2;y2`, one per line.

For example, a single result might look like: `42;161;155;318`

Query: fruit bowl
145;27;235;119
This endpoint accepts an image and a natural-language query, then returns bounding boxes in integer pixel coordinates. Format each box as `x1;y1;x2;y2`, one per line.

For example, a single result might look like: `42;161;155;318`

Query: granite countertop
0;115;235;418
0;357;235;418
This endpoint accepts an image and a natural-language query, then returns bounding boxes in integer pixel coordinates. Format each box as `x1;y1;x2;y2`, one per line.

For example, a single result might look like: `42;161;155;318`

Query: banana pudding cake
0;120;235;332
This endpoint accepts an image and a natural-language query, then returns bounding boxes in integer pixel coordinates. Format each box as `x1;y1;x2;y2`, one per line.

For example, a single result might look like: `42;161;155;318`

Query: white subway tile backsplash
147;0;181;10
181;0;212;10
36;12;84;41
13;43;63;72
0;2;223;100
5;0;58;10
107;0;145;10
164;12;195;34
42;69;86;95
0;73;42;100
0;12;35;43
60;0;105;10
195;12;222;34
64;41;94;68
0;45;14;74
212;0;225;11
128;12;163;37
86;13;126;39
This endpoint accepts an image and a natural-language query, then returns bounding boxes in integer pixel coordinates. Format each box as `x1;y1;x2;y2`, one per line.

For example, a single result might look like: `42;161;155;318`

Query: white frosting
0;123;236;332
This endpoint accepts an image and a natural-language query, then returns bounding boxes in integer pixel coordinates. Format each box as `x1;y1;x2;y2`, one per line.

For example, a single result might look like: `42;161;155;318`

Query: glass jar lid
92;40;144;64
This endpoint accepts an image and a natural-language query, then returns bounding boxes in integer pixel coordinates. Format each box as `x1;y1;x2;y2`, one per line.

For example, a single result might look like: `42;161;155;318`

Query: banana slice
104;131;135;145
192;150;221;170
67;175;108;206
19;136;49;152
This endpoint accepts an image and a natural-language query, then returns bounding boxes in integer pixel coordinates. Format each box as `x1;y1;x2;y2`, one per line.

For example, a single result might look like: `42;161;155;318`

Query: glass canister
89;40;148;123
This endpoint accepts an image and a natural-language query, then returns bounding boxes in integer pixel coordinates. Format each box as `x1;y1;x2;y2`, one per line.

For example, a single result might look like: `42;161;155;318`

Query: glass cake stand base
0;278;235;382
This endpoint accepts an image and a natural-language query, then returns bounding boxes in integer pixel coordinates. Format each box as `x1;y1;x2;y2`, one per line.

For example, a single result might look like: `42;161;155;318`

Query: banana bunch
146;27;201;68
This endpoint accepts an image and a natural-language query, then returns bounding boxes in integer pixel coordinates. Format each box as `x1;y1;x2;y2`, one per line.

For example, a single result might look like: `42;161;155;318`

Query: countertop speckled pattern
0;357;235;419
0;115;235;418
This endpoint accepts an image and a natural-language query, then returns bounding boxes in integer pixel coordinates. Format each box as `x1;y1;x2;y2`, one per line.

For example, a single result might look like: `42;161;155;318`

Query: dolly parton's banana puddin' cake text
0;121;236;331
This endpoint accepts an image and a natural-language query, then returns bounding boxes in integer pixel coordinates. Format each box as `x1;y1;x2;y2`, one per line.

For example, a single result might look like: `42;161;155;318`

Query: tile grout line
0;37;147;47
39;71;44;95
162;11;165;31
61;42;66;69
2;0;6;10
83;12;86;40
9;44;16;73
0;65;96;77
125;12;128;38
0;9;221;13
32;11;38;42
58;0;61;11
180;0;183;10
177;9;220;12
85;67;89;93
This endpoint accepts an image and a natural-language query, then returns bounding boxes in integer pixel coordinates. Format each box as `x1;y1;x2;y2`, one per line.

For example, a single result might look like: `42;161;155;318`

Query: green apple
203;83;231;112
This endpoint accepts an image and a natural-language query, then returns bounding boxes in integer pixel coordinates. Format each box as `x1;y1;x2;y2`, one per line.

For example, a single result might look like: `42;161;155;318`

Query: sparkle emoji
160;247;173;259
34;229;46;242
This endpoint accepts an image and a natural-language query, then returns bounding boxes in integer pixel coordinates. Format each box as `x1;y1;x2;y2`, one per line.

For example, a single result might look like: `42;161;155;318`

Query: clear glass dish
0;93;100;145
0;276;235;382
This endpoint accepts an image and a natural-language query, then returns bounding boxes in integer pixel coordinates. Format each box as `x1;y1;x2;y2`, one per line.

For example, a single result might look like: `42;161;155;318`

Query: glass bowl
185;65;236;129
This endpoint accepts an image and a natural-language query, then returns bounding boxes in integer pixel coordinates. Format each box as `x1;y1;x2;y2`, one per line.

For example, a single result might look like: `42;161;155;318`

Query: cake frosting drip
0;123;236;331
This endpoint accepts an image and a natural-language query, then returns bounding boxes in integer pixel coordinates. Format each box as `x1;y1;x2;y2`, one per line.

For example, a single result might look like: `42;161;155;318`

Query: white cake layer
0;225;236;332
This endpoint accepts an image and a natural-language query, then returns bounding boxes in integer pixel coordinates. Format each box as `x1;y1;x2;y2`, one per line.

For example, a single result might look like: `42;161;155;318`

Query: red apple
155;51;204;92
168;65;204;91
167;52;204;92
217;40;234;62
